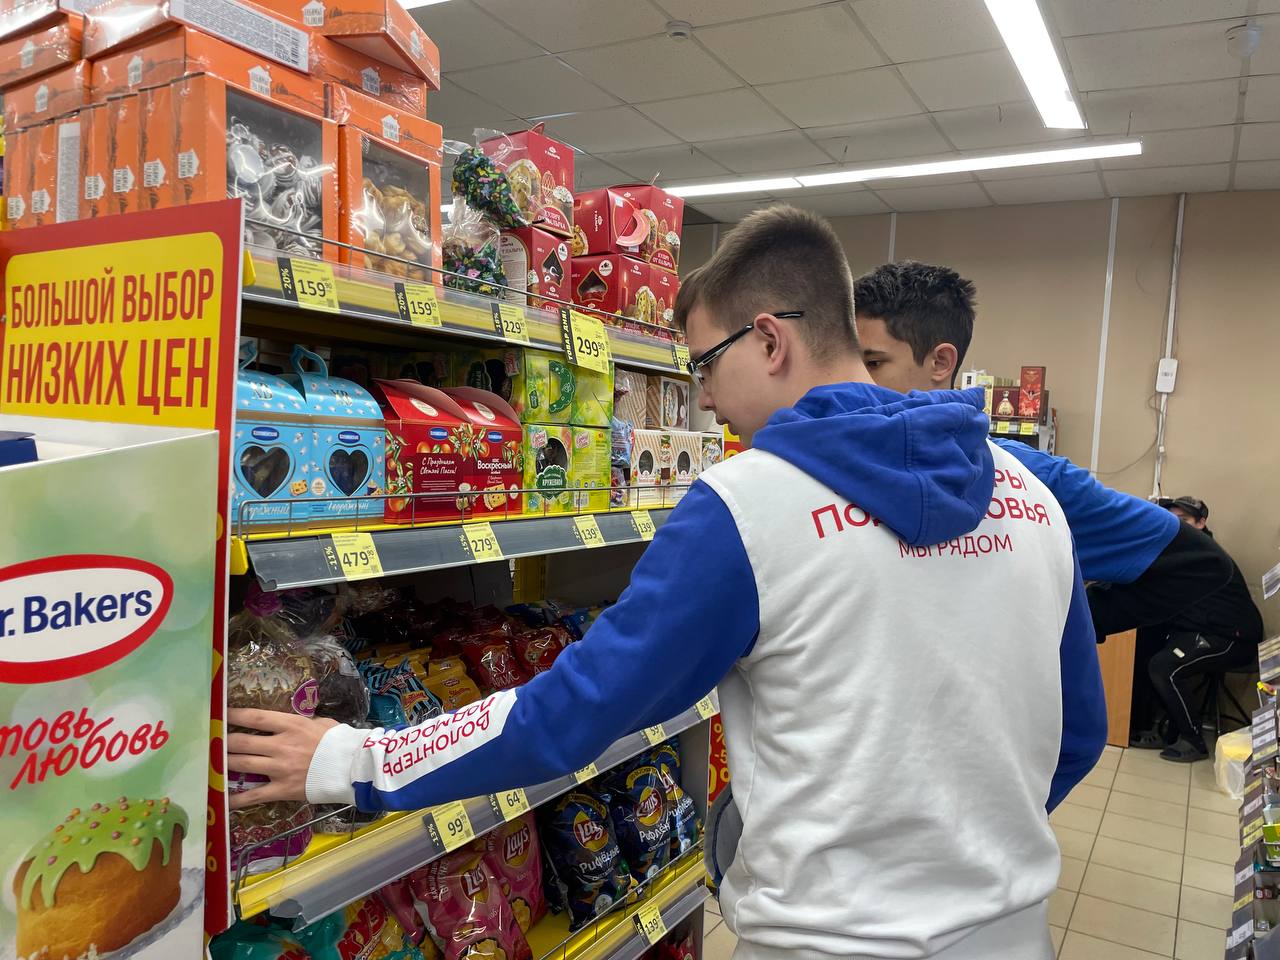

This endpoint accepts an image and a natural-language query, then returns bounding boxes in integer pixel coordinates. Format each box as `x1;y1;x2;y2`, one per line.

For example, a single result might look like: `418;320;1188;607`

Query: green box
525;424;574;515
452;348;615;427
571;426;611;512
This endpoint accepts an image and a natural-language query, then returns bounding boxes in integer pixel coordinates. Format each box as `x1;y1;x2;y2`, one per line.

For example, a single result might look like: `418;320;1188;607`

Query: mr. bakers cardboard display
0;14;80;88
574;185;684;272
571;426;610;512
480;125;574;236
2;57;88;128
668;430;701;502
330;83;442;282
500;226;568;313
631;429;671;507
232;348;313;529
524;424;573;515
646;376;689;431
571;253;648;328
373;379;471;523
1019;365;1046;420
442;386;523;518
313;34;426;117
282;345;385;525
315;0;440;88
92;90;139;216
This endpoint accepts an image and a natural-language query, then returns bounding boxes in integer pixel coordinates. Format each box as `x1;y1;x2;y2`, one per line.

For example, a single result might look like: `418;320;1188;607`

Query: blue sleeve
312;481;760;811
1048;546;1108;811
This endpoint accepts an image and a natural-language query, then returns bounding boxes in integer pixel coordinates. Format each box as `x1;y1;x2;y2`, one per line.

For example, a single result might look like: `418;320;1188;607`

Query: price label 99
429;801;474;852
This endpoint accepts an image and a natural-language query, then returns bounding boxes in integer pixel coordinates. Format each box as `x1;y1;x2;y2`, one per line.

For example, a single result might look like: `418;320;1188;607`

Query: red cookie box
373;380;472;523
441;386;524;519
1018;365;1046;420
3;58;88;129
649;266;679;336
0;13;80;88
479;125;574;237
574;184;684;272
571;253;647;328
500;227;569;314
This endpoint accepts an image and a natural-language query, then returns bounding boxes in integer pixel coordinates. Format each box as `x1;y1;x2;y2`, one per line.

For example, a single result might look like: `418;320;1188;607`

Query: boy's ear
930;343;959;385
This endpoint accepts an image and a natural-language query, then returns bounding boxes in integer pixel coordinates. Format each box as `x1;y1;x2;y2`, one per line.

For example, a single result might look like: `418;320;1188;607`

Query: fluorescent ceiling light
984;0;1085;129
665;177;803;199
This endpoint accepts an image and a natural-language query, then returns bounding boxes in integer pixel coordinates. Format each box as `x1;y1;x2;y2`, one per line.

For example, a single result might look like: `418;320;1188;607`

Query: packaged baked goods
423;656;484;711
481;813;546;934
442;212;507;299
361;658;443;726
2;58;88;128
304;634;370;725
410;850;533;960
499;226;568;313
602;758;672;882
650;742;701;859
459;633;529;693
0;14;80;88
511;625;570;676
539;788;632;931
298;895;436;959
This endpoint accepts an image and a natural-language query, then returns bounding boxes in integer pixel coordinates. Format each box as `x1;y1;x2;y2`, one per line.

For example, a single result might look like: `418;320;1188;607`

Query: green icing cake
20;797;188;910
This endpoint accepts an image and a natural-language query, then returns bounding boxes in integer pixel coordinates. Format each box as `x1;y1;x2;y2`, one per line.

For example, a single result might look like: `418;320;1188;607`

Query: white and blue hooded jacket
308;383;1106;960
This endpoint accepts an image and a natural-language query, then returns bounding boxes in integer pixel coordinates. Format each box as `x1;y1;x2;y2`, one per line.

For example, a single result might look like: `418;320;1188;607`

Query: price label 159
396;281;442;327
695;696;716;720
634;901;667;945
329;533;383;580
489;787;530;822
491;302;530;344
279;257;339;313
630;510;656;541
573;763;598;783
642;724;666;746
560;307;610;374
461;521;504;562
428;801;474;852
573;514;605;548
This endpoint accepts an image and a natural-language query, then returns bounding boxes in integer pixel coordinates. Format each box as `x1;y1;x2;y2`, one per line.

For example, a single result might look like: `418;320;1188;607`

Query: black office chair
1195;665;1254;737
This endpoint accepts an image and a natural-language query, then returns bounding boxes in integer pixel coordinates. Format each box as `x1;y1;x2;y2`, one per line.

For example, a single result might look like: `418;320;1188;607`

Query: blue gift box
0;431;38;467
232;345;312;530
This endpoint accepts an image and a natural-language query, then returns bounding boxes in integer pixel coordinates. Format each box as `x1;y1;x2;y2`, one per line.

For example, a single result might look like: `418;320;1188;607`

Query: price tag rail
232;697;717;926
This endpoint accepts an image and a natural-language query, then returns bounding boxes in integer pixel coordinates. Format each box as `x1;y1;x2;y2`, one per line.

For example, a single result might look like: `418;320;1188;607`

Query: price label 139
630;510;656;541
278;256;339;313
573;514;605;548
635;901;667;945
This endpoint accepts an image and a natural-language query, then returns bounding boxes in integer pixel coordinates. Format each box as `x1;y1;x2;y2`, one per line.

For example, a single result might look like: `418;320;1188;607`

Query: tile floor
700;745;1238;960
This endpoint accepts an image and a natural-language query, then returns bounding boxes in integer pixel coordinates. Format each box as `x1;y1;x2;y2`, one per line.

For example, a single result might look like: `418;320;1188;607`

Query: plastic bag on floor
1215;727;1252;799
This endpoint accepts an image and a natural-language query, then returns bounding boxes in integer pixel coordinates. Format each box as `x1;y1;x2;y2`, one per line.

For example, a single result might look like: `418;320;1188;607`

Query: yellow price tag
492;302;530;344
330;533;383;580
1236;892;1255;912
634;901;667;945
396;281;441;327
671;343;691;371
241;250;257;286
430;800;474;852
995;421;1011;434
573;514;606;549
489;787;530;822
561;307;611;374
1019;421;1036;436
630;510;656;541
573;763;598;783
642;724;666;746
281;257;339;313
461;521;504;562
695;696;716;720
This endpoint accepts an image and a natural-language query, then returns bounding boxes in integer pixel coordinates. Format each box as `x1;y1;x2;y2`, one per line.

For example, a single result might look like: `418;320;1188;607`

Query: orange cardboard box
0;0;87;41
83;0;310;72
51;108;83;221
312;34;426;117
3;124;35;227
0;14;81;88
98;91;141;215
137;80;174;210
315;0;439;88
92;26;323;114
330;83;440;282
2;115;79;227
3;58;88;129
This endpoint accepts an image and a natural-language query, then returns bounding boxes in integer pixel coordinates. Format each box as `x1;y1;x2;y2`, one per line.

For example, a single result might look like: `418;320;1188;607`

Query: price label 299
329;533;383;580
461;521;504;562
491;302;530;343
560;306;610;374
396;281;442;327
428;801;474;852
488;787;530;822
278;257;339;313
634;901;667;945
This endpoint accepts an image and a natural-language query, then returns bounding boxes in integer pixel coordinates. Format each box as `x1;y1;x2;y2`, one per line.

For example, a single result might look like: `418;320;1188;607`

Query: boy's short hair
674;205;858;358
853;261;977;367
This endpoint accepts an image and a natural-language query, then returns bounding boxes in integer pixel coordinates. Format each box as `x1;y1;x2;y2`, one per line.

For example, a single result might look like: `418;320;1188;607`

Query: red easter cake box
648;264;679;337
442;386;524;519
479;124;574;237
500;226;569;314
574;184;684;272
1018;365;1046;420
571;253;649;329
372;379;472;524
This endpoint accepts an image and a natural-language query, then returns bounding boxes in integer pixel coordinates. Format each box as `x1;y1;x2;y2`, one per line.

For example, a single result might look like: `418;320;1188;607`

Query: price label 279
461;521;504;562
396;281;441;327
278;257;339;313
428;800;474;852
573;514;605;548
634;901;667;945
329;533;383;580
488;787;530;822
491;302;530;343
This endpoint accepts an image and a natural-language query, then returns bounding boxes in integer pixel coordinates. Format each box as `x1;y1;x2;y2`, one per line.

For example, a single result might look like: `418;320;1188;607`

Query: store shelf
243;251;687;375
238;507;676;588
988;421;1042;437
235;697;716;926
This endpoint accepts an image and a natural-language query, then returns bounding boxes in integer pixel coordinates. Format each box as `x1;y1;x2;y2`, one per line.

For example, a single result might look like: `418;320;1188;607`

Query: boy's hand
227;708;338;809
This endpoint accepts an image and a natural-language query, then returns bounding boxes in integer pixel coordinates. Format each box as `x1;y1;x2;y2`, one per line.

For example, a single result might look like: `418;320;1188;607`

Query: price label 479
634;901;667;945
461;521;504;562
278;257;339;313
328;533;383;580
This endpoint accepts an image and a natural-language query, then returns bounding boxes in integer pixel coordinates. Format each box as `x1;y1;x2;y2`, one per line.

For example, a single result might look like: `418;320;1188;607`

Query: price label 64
461;521;504;562
329;533;383;580
428;800;474;852
489;787;530;822
635;901;667;945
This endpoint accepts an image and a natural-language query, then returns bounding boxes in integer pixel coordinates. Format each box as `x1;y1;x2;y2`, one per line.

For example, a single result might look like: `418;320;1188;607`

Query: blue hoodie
308;383;1103;814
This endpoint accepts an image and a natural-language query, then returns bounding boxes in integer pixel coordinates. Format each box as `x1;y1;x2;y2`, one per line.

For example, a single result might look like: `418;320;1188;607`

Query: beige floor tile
1182;856;1234;894
1189;785;1240;815
1059;856;1087;892
1089;836;1183;883
703;923;737;960
1113;770;1188;803
1080;862;1179;917
1058;931;1168;960
1179;885;1233;929
1054;824;1098;861
1049;888;1077;927
1052;802;1104;834
1106;790;1189;828
1051;925;1066;955
1175;919;1228;960
1066;782;1111;810
1098;811;1187;854
1186;807;1239;840
1096;750;1121;771
1084;765;1118;789
1068;894;1176;955
1189;760;1218;789
1118;753;1192;786
706;898;721;917
1184;829;1241;865
706;915;723;937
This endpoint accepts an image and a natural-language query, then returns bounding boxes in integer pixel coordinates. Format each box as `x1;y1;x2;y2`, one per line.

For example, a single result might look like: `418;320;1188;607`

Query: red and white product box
991;386;1021;419
1019;365;1045;420
574;184;684;272
649;265;679;335
442;386;524;518
479;124;574;237
571;253;649;327
372;379;471;524
499;227;569;314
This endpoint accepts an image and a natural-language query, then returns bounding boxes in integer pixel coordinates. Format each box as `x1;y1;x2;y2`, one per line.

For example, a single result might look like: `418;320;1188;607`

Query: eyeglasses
686;311;805;384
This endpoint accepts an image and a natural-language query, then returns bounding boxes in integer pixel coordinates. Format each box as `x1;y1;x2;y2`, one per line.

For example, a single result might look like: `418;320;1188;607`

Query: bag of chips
297;896;436;960
511;626;570;677
410;850;532;960
601;759;672;882
362;659;444;726
538;789;632;931
649;742;701;859
481;814;547;934
659;928;696;960
558;606;608;642
460;634;529;693
360;659;410;727
423;658;485;712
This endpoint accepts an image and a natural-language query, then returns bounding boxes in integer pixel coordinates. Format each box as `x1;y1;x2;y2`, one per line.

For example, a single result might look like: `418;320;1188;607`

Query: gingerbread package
2;57;88;128
479;125;574;237
315;0;440;87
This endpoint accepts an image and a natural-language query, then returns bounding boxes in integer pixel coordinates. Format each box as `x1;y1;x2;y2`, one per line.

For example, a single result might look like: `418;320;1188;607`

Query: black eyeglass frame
685;311;805;380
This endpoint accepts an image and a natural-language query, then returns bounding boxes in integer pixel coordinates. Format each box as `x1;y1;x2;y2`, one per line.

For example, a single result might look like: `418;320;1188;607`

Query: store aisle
701;744;1239;960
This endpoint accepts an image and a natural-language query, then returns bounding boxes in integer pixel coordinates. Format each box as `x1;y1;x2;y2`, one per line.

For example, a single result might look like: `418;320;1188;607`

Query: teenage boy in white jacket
229;206;1105;960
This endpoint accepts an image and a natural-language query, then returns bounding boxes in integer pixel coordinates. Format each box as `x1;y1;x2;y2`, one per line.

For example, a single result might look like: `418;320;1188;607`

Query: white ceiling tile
473;0;668;53
562;36;741;103
541;107;681;154
574;155;632;191
1246;75;1280;121
429;80;522;130
1048;0;1249;37
412;2;540;70
1233;159;1280;189
636;88;792;141
696;130;832;173
1100;127;1236;168
685;195;781;223
933;101;1083;150
898;50;1025;112
851;0;1003;63
1102;163;1231;196
697;6;884;85
813;115;953;163
1065;23;1242;91
875;181;992;211
1238;122;1280;160
794;189;891;217
1081;80;1240;133
758;67;922;128
984;172;1105;204
1245;16;1280;74
654;0;821;27
450;57;618;117
597;144;732;182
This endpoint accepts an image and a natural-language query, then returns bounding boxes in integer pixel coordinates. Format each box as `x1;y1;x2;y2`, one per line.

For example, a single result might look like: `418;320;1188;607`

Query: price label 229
491;302;530;343
396;281;441;327
573;514;605;548
461;521;504;562
329;533;383;580
428;800;474;852
634;901;667;945
488;788;530;822
279;257;339;313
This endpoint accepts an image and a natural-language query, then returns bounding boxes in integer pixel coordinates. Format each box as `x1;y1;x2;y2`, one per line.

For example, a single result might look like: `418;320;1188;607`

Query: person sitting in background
1124;496;1264;760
